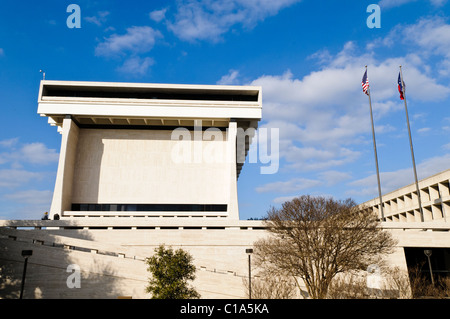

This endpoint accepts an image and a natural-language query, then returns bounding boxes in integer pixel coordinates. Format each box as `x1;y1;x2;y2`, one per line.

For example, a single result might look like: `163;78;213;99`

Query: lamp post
246;248;253;299
424;249;435;286
20;250;33;299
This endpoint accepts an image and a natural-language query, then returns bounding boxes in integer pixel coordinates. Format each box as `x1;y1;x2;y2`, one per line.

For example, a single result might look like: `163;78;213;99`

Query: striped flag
398;72;404;100
362;69;369;95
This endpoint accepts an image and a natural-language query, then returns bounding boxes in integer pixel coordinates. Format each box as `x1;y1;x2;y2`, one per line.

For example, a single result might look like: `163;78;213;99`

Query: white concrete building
1;80;269;299
37;80;262;220
361;169;450;223
0;80;449;299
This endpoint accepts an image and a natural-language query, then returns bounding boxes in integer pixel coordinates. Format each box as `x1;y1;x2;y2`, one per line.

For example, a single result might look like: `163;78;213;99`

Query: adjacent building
361;169;450;223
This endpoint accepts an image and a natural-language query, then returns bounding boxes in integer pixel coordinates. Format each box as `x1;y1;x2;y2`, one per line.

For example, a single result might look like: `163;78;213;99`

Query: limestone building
38;80;262;220
1;80;270;299
0;80;449;299
361;169;450;223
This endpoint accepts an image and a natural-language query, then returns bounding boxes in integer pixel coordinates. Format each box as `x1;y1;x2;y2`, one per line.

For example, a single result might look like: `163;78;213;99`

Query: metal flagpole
399;65;424;222
365;66;385;221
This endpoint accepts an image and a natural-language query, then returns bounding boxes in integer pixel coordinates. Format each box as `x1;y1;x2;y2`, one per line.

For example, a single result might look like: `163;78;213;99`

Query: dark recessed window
71;203;227;212
43;85;259;102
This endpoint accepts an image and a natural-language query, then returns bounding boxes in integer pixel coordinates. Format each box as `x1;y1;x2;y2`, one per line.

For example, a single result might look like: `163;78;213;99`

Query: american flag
362;69;369;95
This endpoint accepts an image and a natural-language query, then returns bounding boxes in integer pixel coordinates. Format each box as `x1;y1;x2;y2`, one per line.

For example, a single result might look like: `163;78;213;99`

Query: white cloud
3;190;53;205
379;0;417;8
150;8;168;22
256;177;322;193
401;18;450;52
256;171;352;202
0;141;59;165
20;143;59;164
379;0;447;8
404;18;450;76
347;153;450;198
217;69;240;85
0;48;4;56
246;37;450;175
318;170;352;186
272;195;298;204
248;65;370;172
95;26;162;57
117;56;154;76
430;0;447;7
0;138;19;148
278;141;361;172
372;17;450;76
85;11;110;26
166;0;301;42
430;0;448;6
0;169;44;188
95;26;163;77
417;127;431;134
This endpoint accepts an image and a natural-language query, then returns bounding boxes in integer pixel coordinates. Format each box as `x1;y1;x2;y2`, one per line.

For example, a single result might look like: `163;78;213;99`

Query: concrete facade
361;169;450;223
1;219;449;299
1;80;449;299
1;80;270;298
38;80;262;220
60;126;237;218
0;219;268;299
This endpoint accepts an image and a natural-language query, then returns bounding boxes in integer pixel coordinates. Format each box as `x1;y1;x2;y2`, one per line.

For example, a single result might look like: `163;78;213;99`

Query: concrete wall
51;124;240;219
362;169;450;223
0;220;267;299
72;128;231;205
2;219;449;299
49;118;79;217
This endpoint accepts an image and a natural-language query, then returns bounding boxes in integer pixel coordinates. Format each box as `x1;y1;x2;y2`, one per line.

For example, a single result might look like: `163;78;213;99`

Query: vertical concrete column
442;202;450;222
49;117;79;219
227;121;239;219
438;181;449;197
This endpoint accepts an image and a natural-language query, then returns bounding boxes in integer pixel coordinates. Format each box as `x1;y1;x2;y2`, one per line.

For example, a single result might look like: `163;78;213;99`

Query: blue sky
0;0;449;220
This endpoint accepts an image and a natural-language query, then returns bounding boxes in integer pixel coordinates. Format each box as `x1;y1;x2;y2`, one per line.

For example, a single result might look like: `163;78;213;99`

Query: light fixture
21;250;33;258
424;249;435;286
20;250;33;299
246;248;253;299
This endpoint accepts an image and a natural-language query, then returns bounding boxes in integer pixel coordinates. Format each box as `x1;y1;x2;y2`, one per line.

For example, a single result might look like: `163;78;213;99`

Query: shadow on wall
0;221;126;299
70;129;104;210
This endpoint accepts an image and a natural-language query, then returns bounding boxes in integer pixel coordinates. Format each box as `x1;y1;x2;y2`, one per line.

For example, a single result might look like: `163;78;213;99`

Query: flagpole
399;65;424;222
365;66;385;221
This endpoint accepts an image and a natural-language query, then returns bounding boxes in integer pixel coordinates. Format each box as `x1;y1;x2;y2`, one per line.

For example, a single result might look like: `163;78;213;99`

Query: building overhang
37;80;262;130
37;80;262;179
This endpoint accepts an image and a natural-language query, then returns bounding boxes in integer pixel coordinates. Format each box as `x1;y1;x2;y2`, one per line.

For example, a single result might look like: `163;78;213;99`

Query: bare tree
253;195;397;299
